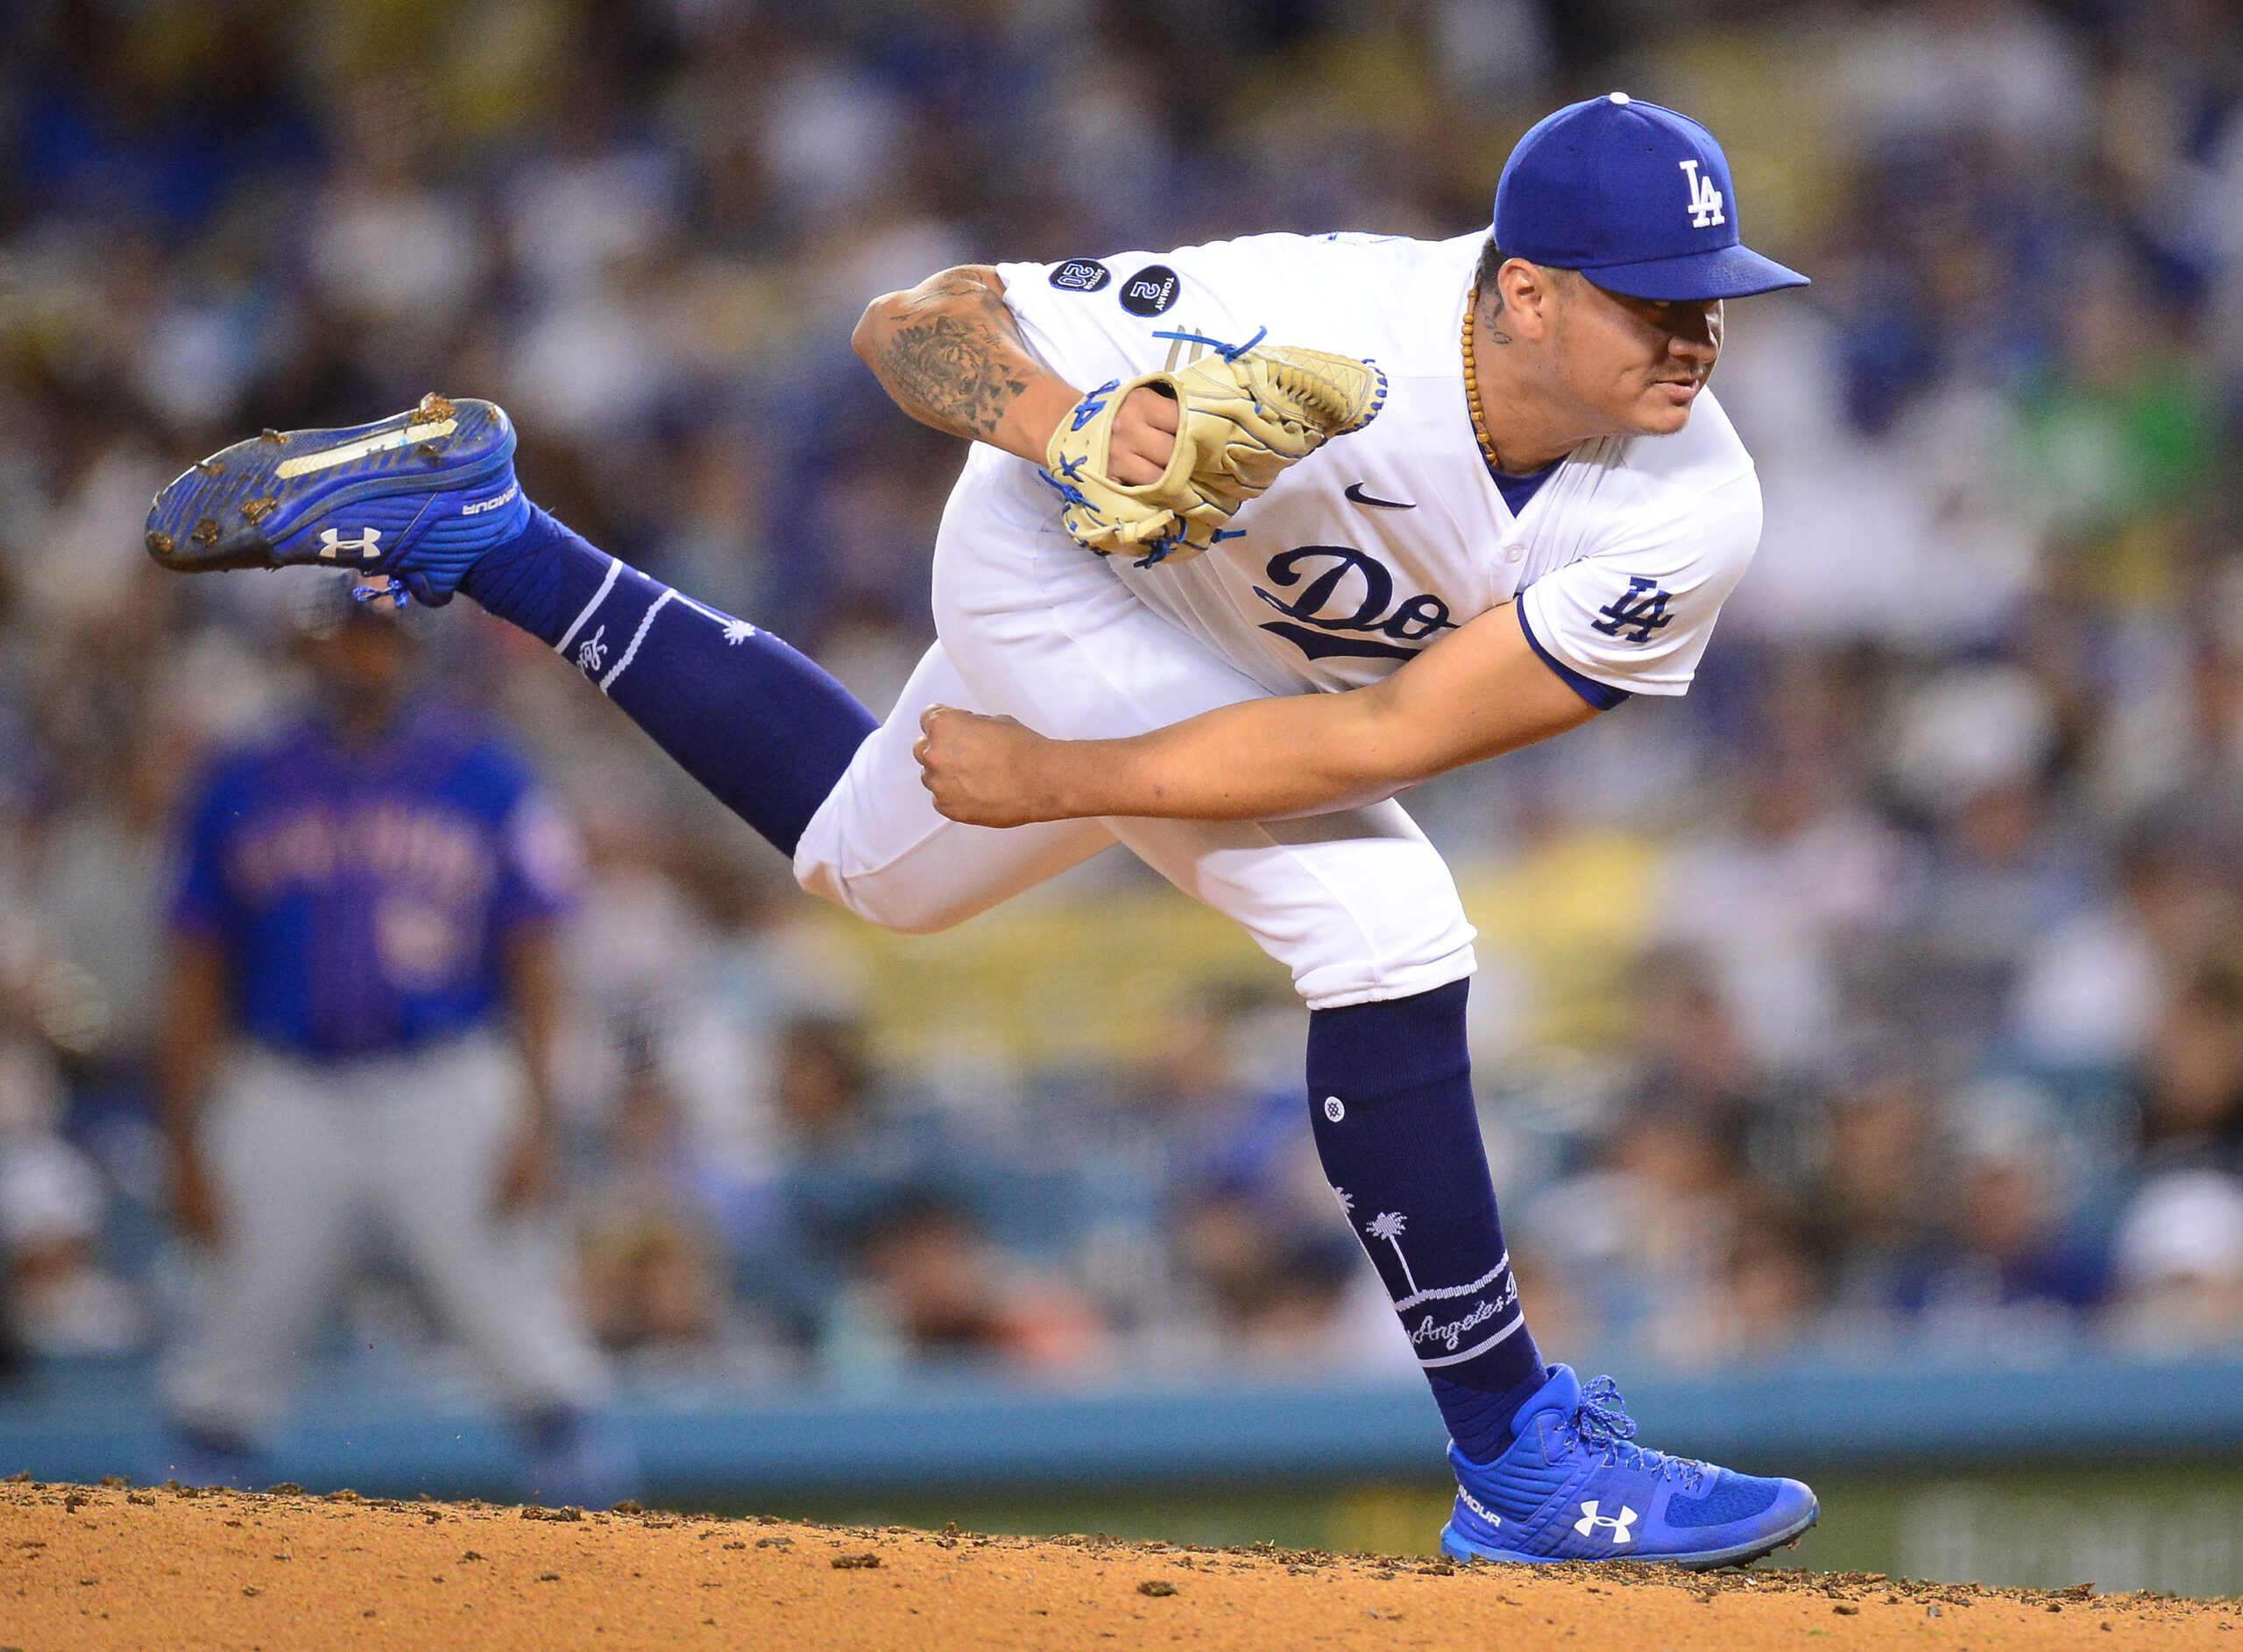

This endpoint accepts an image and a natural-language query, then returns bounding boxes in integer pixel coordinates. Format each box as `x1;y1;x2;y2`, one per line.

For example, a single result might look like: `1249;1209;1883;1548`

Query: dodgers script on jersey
986;232;1763;703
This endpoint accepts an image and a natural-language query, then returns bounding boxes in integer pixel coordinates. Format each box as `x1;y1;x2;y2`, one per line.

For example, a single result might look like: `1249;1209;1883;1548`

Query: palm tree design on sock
1334;1187;1355;1218
1365;1211;1417;1295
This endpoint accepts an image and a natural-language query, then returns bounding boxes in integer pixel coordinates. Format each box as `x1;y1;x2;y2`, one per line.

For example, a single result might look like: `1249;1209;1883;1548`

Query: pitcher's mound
4;1479;2235;1648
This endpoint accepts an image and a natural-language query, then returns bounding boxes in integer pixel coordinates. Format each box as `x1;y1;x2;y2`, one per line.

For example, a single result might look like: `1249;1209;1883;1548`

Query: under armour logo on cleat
319;526;383;562
318;524;383;564
1456;1487;1503;1528
461;481;520;516
1574;1501;1638;1544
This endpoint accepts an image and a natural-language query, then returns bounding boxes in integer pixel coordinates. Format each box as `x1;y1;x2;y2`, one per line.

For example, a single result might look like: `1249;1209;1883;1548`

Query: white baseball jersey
796;230;1770;1013
987;231;1764;705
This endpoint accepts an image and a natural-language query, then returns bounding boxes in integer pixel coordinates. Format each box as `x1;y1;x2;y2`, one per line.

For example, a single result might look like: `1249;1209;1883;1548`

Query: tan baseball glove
1042;342;1387;566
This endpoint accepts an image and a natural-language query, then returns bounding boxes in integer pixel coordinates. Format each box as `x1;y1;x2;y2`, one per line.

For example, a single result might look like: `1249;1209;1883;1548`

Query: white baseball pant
794;462;1478;1010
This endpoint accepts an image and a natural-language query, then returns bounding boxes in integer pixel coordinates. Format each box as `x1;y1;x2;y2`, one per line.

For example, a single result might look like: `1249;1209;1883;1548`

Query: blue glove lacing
1150;325;1268;363
1070;378;1121;432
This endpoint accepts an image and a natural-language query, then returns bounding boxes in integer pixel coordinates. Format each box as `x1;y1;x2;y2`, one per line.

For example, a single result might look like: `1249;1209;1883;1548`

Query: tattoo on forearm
874;273;1036;440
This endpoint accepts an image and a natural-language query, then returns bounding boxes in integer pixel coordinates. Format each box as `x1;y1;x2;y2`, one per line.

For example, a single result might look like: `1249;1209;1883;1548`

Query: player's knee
795;863;977;936
856;893;974;936
1282;861;1479;1010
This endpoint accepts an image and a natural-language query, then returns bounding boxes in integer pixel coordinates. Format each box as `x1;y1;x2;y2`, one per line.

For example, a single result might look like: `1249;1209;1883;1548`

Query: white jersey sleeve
991;233;1464;395
991;251;1192;387
1515;468;1762;701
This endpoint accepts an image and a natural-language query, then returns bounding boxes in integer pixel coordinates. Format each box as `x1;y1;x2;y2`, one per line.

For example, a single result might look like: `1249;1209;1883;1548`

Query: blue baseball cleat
1440;1365;1818;1570
145;392;530;606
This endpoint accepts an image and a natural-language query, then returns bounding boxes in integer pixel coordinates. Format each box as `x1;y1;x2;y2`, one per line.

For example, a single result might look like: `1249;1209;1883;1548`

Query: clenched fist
1104;385;1181;484
914;705;1065;826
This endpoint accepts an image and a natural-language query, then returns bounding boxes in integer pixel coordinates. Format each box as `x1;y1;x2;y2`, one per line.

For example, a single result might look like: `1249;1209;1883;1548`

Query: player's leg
931;504;1541;1406
931;498;1817;1568
461;520;1126;928
157;1049;363;1483
367;1035;635;1508
146;399;872;858
791;641;1120;930
145;399;1107;918
452;505;881;855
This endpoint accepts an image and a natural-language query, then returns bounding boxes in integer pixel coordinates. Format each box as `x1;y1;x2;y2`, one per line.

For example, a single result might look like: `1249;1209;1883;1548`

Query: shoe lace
1564;1375;1709;1492
353;577;411;608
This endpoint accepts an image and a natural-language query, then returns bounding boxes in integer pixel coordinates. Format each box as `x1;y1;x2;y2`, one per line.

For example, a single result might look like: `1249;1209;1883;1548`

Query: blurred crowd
4;0;2243;1401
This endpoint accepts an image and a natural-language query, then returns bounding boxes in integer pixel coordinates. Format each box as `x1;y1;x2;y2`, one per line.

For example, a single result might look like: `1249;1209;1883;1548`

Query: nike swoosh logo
1344;483;1416;510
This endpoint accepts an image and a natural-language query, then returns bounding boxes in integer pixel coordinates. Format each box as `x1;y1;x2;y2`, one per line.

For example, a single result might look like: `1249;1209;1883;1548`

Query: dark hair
1477;237;1506;291
1477;238;1573;294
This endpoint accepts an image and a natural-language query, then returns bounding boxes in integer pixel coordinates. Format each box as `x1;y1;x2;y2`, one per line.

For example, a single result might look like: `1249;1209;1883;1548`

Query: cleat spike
191;518;221;546
241;495;279;525
417;442;442;461
260;428;287;443
145;530;174;557
416;392;457;422
194;458;225;475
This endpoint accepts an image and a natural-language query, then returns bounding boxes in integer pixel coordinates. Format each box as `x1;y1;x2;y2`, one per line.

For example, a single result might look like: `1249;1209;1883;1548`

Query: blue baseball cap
1493;93;1808;301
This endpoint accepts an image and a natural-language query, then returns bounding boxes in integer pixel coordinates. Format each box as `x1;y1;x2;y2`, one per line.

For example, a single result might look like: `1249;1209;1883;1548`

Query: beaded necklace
1460;279;1509;476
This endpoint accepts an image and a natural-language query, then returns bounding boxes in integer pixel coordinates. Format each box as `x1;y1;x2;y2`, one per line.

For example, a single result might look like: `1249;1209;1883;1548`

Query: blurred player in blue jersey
154;575;631;1506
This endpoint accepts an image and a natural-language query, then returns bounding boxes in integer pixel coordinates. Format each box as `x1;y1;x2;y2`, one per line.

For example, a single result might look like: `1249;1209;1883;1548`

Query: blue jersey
169;702;579;1060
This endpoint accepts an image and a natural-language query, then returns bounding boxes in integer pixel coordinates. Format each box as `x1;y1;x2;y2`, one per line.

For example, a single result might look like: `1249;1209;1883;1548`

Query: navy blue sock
460;506;876;855
1306;979;1547;1465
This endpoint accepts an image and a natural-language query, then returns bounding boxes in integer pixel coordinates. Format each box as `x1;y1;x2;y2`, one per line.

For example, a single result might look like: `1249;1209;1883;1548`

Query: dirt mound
4;1479;2235;1648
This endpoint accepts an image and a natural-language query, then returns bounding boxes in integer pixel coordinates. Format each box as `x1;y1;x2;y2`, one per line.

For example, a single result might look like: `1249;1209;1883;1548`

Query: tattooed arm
853;265;1176;480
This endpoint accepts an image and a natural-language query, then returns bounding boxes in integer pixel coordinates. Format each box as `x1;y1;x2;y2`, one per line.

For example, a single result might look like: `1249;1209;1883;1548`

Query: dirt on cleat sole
145;393;512;575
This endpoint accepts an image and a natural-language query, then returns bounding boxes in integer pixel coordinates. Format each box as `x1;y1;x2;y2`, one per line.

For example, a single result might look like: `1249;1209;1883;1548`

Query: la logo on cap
1679;159;1725;229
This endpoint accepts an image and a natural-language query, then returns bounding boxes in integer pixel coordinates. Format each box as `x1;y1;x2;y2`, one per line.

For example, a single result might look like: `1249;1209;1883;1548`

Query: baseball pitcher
146;96;1813;1566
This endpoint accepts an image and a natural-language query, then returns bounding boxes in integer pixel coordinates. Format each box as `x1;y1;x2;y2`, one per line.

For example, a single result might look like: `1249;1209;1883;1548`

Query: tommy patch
1120;265;1182;316
1049;259;1111;293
